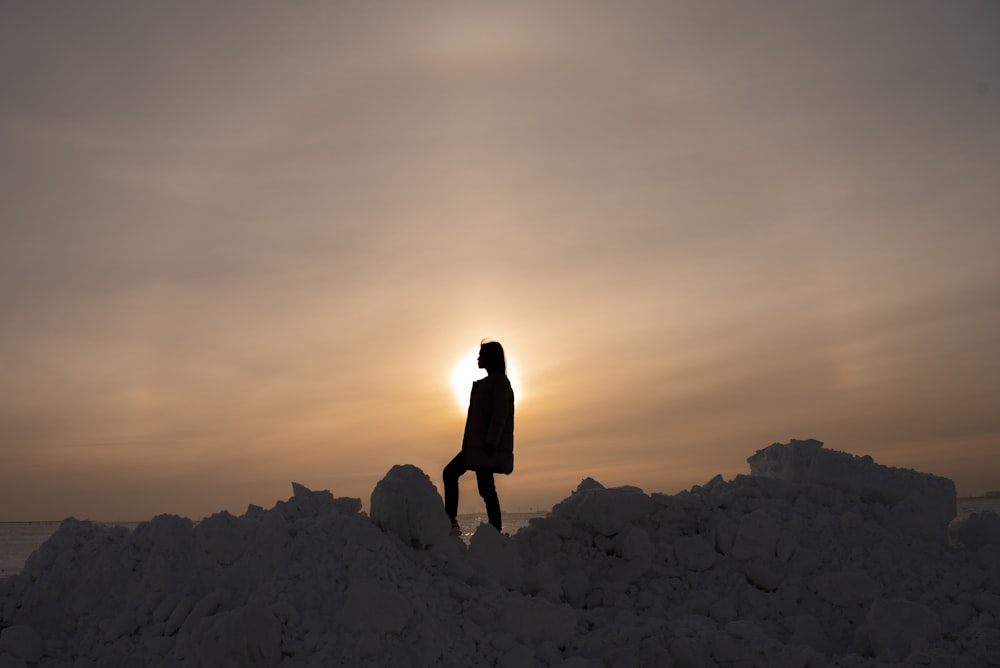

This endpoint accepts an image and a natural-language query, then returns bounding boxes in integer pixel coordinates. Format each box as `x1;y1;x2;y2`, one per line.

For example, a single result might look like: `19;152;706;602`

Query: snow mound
370;464;451;548
550;478;658;537
2;439;998;667
747;438;957;542
949;510;1000;551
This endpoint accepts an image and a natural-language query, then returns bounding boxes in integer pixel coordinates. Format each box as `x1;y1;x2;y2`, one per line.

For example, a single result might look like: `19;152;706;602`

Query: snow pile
950;511;1000;552
370;464;451;548
748;438;957;543
2;439;999;667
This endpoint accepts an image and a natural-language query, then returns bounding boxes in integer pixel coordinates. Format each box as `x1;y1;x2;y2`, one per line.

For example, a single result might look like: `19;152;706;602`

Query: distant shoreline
3;496;998;524
0;519;142;526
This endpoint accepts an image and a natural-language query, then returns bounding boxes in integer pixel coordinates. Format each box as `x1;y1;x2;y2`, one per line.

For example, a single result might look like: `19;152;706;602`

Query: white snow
1;439;999;667
370;464;451;549
748;438;958;543
950;510;1000;552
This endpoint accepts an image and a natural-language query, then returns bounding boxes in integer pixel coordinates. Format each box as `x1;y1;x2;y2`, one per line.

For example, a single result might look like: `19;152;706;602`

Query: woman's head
478;340;506;374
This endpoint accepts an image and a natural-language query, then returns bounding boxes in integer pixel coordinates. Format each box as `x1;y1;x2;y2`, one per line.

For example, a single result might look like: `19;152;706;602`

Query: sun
450;349;521;410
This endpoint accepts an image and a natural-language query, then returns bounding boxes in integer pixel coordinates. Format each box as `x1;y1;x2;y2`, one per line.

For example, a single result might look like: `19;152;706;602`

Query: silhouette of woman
443;341;515;534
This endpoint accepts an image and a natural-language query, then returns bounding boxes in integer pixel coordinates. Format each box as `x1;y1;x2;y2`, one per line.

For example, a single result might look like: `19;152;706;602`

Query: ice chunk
499;597;576;643
336;580;413;634
949;511;1000;550
550;479;657;536
195;511;248;565
469;523;523;590
748;438;957;542
866;597;942;661
730;508;779;561
673;534;717;572
0;625;42;664
284;481;361;517
809;571;880;607
369;464;451;548
195;602;281;667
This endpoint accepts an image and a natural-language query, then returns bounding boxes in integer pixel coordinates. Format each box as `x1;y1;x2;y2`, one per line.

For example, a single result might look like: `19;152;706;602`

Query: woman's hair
479;340;506;374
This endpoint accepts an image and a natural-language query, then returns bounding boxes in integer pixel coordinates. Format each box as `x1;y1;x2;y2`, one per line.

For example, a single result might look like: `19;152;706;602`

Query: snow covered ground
2;439;999;667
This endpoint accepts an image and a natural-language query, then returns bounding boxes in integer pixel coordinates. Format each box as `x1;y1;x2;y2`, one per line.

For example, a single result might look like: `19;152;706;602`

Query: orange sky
2;2;999;520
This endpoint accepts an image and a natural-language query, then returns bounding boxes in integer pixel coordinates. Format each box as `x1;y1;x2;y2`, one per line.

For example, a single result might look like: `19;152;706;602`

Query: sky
2;1;998;521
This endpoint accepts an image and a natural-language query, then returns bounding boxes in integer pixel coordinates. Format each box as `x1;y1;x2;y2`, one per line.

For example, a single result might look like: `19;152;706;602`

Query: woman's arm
485;377;513;449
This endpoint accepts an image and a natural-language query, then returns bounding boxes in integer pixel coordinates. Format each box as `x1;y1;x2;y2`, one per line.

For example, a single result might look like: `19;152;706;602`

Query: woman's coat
460;373;515;474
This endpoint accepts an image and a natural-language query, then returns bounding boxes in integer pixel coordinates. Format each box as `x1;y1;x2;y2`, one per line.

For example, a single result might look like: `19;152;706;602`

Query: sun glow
450;350;521;410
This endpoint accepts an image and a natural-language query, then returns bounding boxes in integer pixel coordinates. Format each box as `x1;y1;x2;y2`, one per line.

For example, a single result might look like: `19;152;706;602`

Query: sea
1;501;997;579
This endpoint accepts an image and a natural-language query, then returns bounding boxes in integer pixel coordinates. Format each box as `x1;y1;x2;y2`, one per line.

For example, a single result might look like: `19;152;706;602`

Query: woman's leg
443;453;467;523
476;470;502;532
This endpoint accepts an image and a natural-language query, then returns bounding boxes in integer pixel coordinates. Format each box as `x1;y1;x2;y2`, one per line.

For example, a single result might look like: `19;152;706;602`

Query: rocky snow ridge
2;439;999;667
